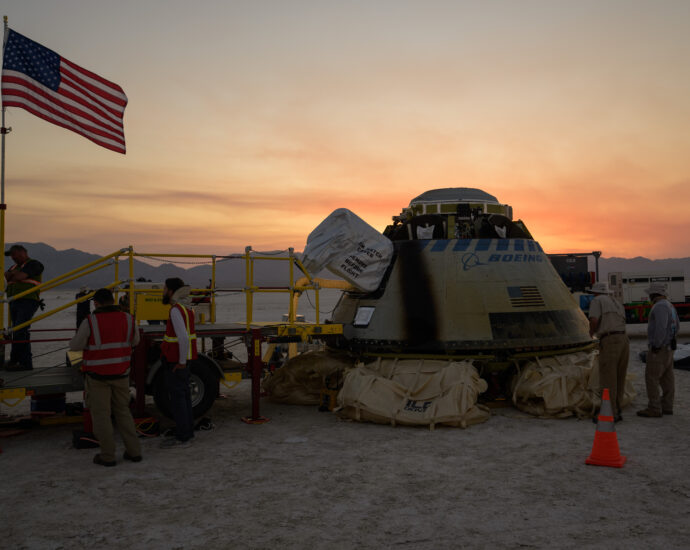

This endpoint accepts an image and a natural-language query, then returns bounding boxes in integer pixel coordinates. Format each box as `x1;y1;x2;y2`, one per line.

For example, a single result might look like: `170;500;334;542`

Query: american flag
507;286;545;308
2;29;127;154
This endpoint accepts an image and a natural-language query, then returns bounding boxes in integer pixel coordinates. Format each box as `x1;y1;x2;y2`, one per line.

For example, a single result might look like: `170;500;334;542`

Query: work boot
636;408;662;418
159;437;192;449
123;451;142;462
93;454;116;467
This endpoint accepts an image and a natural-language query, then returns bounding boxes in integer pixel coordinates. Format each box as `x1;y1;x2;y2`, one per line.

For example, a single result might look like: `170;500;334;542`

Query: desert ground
1;320;689;549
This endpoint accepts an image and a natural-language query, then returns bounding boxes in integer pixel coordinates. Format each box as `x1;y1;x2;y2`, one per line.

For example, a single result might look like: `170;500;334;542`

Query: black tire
153;357;220;420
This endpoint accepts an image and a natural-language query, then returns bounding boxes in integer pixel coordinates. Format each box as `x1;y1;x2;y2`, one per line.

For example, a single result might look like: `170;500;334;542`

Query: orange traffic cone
586;388;626;468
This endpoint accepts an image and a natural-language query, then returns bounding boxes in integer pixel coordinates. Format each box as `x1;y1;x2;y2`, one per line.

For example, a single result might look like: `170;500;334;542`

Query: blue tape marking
453;240;471;251
431;240;450;252
475;239;492;251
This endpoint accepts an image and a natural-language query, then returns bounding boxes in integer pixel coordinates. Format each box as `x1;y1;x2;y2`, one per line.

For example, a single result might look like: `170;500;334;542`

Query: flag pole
1;15;9;342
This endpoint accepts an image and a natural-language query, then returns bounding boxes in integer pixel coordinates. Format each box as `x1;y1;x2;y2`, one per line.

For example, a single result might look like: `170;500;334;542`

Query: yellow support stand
0;387;26;407
221;371;242;389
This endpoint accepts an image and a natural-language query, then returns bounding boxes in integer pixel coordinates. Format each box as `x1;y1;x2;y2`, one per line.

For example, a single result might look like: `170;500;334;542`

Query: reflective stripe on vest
162;305;197;360
82;312;135;375
89;313;133;350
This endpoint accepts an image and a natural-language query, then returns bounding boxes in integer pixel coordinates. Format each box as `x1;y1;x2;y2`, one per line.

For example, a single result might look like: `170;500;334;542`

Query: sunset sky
2;0;689;259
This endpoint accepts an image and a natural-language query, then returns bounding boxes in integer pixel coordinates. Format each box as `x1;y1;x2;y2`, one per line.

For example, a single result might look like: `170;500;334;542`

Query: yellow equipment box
135;284;170;321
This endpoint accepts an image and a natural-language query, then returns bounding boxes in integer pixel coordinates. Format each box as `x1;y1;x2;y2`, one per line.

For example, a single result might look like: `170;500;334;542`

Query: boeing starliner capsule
327;188;593;369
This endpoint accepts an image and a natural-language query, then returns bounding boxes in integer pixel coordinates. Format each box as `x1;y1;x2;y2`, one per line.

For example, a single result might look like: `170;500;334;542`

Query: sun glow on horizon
3;1;689;260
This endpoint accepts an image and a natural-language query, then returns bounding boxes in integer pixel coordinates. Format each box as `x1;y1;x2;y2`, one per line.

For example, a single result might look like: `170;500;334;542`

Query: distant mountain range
5;242;299;290
5;242;690;290
596;256;690;279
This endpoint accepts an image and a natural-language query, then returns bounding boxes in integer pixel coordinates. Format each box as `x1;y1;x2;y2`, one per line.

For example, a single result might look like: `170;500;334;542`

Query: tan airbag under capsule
338;358;490;429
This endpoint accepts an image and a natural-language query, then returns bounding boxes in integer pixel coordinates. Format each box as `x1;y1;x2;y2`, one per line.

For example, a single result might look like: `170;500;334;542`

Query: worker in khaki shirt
588;281;629;421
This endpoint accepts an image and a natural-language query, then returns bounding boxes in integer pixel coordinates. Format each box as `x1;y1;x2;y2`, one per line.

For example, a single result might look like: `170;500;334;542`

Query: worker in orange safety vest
70;288;142;467
159;277;198;449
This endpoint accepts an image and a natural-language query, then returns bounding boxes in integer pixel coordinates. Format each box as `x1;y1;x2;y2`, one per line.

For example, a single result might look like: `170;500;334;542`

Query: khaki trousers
645;347;675;414
598;333;629;416
85;375;141;462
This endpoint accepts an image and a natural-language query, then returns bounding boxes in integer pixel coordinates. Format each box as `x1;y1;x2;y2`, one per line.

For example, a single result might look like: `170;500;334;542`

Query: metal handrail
2;245;328;336
242;246;326;328
33;261;115;294
6;248;124;302
7;280;125;333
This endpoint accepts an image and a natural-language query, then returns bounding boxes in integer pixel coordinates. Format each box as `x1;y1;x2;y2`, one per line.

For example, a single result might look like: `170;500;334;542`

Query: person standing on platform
159;277;197;449
4;244;44;371
637;282;680;418
588;281;629;422
70;288;142;467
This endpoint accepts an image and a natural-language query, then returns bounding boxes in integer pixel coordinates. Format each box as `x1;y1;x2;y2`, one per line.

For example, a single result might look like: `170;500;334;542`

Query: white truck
608;271;685;304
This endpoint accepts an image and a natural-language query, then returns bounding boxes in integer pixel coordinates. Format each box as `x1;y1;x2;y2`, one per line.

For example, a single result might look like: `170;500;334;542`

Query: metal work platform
0;246;344;423
0;321;343;424
0;364;83;399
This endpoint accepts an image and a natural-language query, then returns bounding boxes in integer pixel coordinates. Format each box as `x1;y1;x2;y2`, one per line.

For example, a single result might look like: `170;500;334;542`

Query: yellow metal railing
8;248;124;302
4;248;128;333
2;245;338;335
242;246;335;329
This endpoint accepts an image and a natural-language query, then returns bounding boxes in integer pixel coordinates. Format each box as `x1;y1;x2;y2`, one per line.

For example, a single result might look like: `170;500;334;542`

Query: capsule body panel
331;238;591;355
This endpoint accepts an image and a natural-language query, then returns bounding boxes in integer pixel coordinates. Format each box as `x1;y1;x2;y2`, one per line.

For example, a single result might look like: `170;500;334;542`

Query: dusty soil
2;331;689;550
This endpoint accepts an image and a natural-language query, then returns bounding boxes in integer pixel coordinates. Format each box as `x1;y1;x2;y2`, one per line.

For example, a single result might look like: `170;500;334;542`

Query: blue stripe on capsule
431;240;450;252
475;239;492;251
453;240;471;251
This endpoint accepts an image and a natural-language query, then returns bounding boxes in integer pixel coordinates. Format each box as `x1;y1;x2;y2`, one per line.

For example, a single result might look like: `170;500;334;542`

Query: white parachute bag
301;208;394;293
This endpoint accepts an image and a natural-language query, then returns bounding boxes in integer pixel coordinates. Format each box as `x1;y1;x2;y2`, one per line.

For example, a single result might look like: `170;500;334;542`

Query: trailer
0;247;342;427
608;271;685;304
607;271;690;323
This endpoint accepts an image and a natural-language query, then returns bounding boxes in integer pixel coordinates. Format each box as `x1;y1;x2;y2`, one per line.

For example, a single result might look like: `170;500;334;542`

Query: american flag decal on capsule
507;286;545;307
